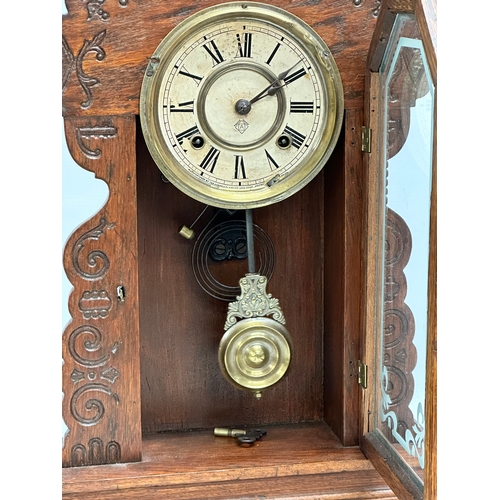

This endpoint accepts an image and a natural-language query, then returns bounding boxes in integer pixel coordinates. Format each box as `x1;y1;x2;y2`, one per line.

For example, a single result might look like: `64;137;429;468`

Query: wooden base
63;422;396;499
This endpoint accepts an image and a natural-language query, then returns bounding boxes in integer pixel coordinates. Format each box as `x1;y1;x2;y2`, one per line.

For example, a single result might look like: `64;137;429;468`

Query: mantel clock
61;0;437;498
139;2;344;397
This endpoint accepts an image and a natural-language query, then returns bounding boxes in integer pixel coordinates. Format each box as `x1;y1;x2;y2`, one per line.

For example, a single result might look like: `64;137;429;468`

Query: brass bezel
140;1;344;209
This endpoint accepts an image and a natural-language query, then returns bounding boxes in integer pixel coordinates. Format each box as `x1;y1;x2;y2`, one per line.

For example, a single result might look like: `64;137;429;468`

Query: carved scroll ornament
62;30;107;110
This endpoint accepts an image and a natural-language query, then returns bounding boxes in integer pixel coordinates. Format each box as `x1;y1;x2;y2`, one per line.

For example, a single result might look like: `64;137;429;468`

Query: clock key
213;427;268;447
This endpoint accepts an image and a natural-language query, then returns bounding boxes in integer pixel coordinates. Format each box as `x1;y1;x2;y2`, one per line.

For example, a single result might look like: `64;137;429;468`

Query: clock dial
140;2;343;208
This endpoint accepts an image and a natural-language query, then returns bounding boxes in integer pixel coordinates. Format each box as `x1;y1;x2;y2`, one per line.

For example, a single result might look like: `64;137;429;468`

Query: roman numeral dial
283;67;306;85
234;155;247;179
175;125;200;144
290;101;314;113
203;40;224;66
140;3;343;209
200;146;220;173
236;32;253;58
176;66;203;85
169;100;194;113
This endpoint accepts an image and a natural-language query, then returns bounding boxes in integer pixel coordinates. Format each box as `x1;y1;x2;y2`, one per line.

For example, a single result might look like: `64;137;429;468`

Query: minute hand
249;61;301;104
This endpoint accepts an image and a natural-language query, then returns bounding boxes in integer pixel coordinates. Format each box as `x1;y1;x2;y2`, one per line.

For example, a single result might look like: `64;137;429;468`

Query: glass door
360;4;437;498
375;12;434;480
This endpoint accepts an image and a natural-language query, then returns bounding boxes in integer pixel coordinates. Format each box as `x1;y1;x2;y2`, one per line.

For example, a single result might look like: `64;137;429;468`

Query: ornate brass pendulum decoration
218;210;292;398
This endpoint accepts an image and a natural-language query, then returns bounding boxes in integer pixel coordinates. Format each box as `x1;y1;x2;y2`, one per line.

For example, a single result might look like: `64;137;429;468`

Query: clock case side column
324;108;364;446
62;115;142;467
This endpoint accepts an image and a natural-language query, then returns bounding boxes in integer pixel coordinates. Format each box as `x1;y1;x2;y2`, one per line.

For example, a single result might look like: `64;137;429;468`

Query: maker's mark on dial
234;119;249;134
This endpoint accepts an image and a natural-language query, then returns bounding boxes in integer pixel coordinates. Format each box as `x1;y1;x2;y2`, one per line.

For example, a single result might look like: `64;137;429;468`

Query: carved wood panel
381;207;417;442
62;0;380;116
61;0;384;467
62;115;141;467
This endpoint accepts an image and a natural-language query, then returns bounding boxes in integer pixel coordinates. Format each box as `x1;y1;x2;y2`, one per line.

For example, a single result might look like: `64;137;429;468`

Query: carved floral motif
101;366;120;383
69;324;111;367
70;382;120;426
85;0;110;21
62;30;106;110
83;0;130;21
67;322;121;429
71;217;115;280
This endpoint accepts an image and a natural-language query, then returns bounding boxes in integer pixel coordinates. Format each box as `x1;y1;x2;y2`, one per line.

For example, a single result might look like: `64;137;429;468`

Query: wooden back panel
136;124;325;431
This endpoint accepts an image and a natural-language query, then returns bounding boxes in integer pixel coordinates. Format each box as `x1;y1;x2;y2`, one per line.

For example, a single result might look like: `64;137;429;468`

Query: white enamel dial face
140;2;343;208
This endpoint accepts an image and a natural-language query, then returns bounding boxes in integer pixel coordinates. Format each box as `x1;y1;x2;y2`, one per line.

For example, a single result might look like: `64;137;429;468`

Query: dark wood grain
366;7;396;73
62;115;142;466
324;108;364;446
361;434;423;500
63;473;397;499
62;0;378;116
359;71;381;441
62;422;396;499
136;120;324;432
323;118;346;443
423;60;437;500
341;109;364;446
415;0;436;83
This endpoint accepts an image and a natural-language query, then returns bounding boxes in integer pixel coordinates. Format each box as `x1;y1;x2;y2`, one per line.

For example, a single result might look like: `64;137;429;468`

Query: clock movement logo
234;119;249;134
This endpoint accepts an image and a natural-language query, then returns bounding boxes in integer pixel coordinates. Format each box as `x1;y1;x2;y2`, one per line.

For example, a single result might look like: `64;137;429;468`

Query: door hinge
361;126;371;153
358;360;368;389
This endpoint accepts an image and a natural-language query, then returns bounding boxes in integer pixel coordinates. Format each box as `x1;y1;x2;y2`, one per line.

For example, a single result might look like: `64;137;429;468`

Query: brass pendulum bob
218;210;292;398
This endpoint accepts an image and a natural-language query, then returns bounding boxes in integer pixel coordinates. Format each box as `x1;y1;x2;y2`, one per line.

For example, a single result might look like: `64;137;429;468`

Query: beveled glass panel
374;13;434;483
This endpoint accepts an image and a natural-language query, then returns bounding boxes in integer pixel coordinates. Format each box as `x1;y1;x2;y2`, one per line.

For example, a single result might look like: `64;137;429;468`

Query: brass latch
358;360;367;389
361;126;371;153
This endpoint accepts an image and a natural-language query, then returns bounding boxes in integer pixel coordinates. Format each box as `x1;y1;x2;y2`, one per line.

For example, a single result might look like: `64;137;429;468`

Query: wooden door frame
359;0;437;499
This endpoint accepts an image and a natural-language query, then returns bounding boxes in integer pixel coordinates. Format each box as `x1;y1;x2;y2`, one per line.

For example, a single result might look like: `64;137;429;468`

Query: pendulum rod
245;209;256;273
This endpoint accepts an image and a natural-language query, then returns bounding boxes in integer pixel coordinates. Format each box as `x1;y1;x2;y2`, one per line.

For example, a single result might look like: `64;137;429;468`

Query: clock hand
234;61;302;115
249;61;301;105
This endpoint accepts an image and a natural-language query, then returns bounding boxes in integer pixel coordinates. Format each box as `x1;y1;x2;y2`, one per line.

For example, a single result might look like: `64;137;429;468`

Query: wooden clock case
62;1;436;498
